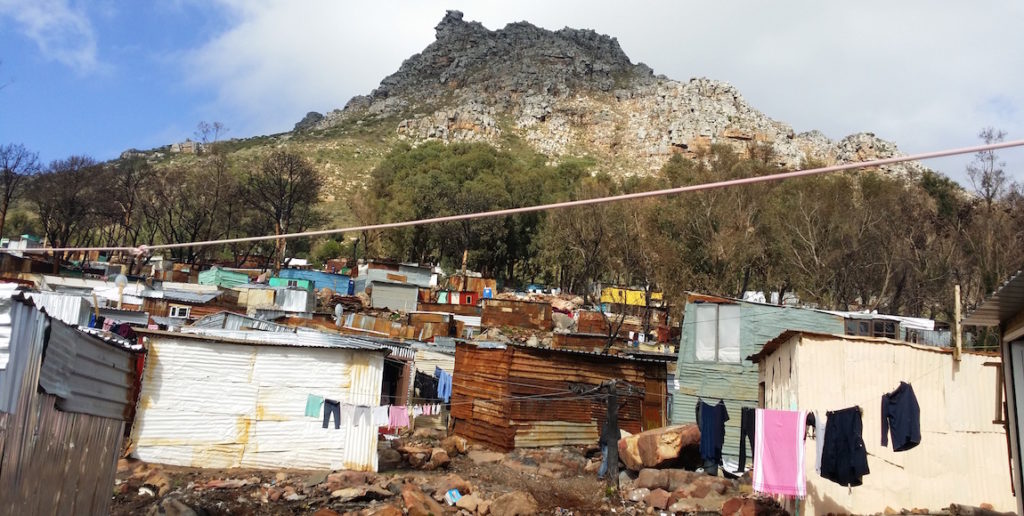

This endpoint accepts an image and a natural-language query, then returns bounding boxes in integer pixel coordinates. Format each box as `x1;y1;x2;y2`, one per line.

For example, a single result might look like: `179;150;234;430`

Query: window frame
693;303;741;364
168;305;191;319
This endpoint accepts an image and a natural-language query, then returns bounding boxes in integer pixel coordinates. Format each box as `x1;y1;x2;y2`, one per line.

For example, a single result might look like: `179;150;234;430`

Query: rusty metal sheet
481;299;552;331
418;303;482;317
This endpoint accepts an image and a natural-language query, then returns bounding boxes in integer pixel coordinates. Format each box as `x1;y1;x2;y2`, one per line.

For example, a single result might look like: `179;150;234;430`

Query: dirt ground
110;447;621;516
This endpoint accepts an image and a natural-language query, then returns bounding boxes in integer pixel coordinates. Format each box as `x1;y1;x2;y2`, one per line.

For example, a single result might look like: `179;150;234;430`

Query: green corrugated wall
671;299;844;463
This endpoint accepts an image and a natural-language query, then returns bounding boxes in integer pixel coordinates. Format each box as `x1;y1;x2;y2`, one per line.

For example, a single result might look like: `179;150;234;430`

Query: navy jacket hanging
696;400;729;464
881;381;921;451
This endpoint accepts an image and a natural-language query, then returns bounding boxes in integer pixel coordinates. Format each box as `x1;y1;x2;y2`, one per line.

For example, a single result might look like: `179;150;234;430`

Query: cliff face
312;11;925;179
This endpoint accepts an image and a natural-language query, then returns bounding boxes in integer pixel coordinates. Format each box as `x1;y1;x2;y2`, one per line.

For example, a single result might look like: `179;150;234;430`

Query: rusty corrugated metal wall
452;342;666;451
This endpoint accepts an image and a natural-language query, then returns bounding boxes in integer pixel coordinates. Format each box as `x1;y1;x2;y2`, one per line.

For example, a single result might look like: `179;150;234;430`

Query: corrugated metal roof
191;311;294;332
23;291;91;327
748;329;997;363
141;288;223;303
153;327;387;352
502;342;672;364
150;315;185;328
963;267;1024;326
39;322;141;420
97;306;150;325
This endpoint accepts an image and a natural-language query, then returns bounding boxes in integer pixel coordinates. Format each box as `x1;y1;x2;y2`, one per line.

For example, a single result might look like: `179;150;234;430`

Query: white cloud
187;0;1024;183
0;0;99;72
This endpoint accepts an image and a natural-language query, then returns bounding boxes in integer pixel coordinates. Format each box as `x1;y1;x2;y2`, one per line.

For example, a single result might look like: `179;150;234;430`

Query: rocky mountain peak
315;12;925;180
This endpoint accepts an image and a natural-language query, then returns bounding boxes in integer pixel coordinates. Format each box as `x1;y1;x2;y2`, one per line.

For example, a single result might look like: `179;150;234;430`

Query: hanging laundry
752;408;806;497
737;406;756;472
820;406;870;487
372;405;390;427
882;381;921;451
103;318;115;331
116;323;137;340
337;404;353;426
695;400;729;474
415;371;441;402
389;405;411;429
815;411;826;474
305;394;324;418
435;367;452;403
323;399;341;429
352;405;371;427
412;405;423;418
89;313;97;328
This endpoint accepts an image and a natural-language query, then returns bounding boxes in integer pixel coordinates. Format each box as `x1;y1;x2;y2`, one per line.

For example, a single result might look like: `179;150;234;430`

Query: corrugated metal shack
141;288;227;321
452;342;666;451
481;298;552;331
672;293;844;463
198;267;251;289
370;281;419;312
132;328;387;471
277;268;352;292
751;331;1014;514
0;297;144;515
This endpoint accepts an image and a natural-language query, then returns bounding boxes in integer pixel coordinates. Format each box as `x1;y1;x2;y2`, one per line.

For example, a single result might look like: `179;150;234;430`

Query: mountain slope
308;10;925;180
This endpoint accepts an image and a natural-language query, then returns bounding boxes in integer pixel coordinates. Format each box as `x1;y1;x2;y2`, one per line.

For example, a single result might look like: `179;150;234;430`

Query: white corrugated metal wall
760;334;1016;514
133;337;384;471
370;283;419;312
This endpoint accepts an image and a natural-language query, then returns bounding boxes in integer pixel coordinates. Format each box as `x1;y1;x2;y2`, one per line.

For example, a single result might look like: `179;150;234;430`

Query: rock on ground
489;491;539;516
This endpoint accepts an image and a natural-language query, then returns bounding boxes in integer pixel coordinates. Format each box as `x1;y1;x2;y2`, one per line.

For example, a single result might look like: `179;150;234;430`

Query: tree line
364;132;1022;325
3;127;1019;329
0;128;322;273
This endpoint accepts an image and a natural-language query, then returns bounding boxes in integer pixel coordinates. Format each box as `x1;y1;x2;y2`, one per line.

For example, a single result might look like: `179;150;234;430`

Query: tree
29;156;101;265
245;150;323;272
967;127;1007;210
0;143;39;238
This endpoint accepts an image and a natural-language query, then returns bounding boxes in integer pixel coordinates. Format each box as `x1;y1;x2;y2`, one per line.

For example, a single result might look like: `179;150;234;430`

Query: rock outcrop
315;10;927;180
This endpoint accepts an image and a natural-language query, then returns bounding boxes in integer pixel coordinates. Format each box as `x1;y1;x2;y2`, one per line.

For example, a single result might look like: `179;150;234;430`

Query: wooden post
954;284;962;361
605;380;620;488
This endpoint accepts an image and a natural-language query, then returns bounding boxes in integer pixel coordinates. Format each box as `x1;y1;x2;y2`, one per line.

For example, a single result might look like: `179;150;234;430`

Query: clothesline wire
10;139;1024;254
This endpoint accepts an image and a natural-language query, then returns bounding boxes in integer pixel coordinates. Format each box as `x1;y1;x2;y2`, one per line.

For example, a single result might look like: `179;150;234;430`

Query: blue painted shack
671;293;845;466
276;268;352;293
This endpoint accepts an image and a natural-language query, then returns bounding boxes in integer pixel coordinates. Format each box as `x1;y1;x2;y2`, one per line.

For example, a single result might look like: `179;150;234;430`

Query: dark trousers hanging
737;407;756;471
323;399;341;429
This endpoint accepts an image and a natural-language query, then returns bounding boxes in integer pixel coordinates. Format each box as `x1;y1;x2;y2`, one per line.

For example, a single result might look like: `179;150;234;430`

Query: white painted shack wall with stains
132;336;383;471
759;333;1014;514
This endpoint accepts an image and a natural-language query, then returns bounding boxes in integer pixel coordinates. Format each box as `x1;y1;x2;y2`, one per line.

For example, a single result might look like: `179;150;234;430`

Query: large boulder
618;423;700;470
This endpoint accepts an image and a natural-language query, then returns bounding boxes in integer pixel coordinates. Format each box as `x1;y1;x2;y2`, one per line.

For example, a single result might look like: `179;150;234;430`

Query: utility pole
573;379;641;490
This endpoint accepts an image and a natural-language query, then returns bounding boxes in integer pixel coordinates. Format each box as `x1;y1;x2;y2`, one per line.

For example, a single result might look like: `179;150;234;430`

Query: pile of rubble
384;428;470;471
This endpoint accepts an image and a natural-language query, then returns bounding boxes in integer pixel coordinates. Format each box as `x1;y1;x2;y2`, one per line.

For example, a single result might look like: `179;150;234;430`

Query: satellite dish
114;274;128;288
334;303;344;327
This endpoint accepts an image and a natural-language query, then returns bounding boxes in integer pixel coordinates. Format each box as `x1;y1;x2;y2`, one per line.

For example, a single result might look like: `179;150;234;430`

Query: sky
1;1;1022;186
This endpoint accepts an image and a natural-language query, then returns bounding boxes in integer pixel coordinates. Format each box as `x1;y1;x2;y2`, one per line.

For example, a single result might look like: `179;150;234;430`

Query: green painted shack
671;293;845;465
198;267;251;289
